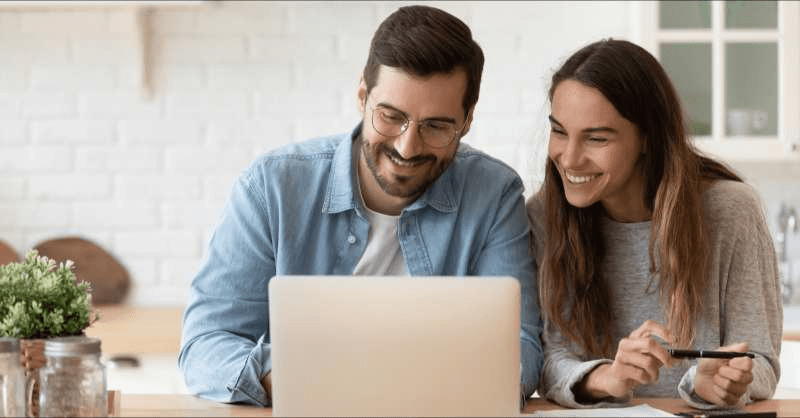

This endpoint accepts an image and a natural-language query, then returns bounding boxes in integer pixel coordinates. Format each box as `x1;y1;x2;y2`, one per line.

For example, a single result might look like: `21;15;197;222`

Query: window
640;1;800;161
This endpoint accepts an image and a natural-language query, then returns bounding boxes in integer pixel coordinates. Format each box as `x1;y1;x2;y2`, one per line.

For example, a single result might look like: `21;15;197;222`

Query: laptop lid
268;275;521;417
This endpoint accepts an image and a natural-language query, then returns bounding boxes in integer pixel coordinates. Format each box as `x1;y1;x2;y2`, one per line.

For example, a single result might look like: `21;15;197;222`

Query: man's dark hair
362;5;484;116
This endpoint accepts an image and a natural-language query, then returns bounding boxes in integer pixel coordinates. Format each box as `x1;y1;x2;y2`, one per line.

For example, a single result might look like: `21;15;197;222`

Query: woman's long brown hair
538;39;742;356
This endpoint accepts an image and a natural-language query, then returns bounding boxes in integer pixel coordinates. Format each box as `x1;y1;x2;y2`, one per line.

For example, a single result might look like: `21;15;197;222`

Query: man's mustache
378;144;435;165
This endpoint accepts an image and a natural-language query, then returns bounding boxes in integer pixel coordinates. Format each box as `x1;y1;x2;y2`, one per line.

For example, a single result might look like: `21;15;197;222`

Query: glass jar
0;337;26;417
38;336;106;418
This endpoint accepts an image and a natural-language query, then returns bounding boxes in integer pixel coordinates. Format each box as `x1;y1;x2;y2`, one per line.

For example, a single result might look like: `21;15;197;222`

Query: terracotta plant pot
20;339;46;418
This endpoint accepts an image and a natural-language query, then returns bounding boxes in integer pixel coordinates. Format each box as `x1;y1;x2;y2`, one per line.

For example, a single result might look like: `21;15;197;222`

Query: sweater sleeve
538;320;632;408
678;182;782;407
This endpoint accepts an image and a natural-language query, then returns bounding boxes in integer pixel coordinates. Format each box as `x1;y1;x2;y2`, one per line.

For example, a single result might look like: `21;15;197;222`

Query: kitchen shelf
0;1;210;98
0;1;205;9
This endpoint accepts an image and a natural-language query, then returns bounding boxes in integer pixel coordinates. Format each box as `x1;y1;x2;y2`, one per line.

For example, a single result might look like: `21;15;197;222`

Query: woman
528;39;782;409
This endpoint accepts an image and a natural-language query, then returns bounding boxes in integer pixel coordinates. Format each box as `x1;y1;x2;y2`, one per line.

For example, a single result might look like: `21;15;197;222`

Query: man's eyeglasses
367;101;463;148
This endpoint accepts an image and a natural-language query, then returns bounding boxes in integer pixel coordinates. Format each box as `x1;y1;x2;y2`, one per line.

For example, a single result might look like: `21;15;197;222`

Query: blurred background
0;0;627;306
0;0;797;304
1;0;799;396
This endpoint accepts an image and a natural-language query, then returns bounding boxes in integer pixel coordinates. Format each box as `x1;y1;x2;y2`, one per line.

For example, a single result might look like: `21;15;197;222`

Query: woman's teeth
566;173;598;184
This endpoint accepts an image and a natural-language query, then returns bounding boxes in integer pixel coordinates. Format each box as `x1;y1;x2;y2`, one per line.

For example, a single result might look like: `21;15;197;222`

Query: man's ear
460;107;475;137
357;77;367;113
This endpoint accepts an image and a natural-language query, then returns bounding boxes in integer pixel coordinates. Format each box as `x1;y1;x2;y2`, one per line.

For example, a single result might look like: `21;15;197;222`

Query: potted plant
0;249;98;416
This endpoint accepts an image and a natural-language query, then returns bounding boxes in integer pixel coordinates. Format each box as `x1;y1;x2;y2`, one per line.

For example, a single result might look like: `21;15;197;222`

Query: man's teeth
389;155;418;167
566;173;597;184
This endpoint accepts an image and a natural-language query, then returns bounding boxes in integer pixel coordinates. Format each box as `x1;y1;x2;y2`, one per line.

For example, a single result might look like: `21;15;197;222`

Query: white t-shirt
352;142;408;276
352;206;408;276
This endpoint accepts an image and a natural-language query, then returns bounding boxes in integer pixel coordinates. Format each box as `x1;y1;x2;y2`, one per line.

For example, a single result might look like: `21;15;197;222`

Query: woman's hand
577;320;675;401
693;342;753;406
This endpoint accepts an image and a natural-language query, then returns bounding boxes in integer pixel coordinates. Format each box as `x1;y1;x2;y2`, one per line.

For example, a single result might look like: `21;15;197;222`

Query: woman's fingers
712;383;742;405
713;372;749;398
695;342;755;406
615;338;667;383
714;342;753;400
715;358;753;399
719;359;753;383
605;320;680;395
619;333;674;368
631;320;676;345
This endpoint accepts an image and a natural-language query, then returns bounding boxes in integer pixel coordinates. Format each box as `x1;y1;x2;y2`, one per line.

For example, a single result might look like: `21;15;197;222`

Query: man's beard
360;136;453;199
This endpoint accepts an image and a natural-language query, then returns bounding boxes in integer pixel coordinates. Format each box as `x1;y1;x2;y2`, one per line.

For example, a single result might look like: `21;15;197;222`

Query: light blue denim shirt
178;124;542;405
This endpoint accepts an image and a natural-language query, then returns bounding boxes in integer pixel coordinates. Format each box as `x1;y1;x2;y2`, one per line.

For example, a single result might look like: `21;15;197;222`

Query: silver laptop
269;275;521;417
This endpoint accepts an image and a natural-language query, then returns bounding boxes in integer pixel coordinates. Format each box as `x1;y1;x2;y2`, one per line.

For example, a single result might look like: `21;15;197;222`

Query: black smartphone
676;410;777;418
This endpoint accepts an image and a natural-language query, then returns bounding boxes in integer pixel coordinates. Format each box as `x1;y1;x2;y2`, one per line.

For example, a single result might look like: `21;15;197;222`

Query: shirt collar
323;124;363;214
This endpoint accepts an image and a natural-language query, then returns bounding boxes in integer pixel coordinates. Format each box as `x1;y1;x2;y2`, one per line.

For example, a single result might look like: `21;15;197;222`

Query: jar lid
44;336;101;356
0;337;20;353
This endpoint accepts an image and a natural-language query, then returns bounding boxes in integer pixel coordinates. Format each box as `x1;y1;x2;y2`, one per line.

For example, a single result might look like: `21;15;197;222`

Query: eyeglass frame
364;97;465;149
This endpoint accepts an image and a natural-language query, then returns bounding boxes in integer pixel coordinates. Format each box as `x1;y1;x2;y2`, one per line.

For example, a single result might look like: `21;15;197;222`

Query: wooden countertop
82;305;800;352
84;305;185;354
116;394;800;417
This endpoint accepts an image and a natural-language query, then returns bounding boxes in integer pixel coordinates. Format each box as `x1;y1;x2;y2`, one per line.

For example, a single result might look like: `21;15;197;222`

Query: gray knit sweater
526;180;782;408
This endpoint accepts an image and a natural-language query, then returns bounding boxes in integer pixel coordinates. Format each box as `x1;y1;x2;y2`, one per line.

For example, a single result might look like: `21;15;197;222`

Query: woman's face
548;79;650;223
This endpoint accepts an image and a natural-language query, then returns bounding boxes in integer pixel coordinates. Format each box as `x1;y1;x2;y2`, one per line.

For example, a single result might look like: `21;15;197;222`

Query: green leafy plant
0;249;97;339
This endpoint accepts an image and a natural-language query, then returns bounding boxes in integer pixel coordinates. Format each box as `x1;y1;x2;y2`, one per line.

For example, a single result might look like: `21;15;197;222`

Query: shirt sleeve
473;177;543;398
178;169;276;406
677;185;782;407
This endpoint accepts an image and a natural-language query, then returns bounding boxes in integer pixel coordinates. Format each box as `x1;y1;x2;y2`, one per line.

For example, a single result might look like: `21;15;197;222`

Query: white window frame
638;1;800;162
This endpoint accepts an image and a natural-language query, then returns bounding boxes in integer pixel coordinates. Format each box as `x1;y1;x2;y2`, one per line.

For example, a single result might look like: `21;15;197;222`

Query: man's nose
393;122;425;159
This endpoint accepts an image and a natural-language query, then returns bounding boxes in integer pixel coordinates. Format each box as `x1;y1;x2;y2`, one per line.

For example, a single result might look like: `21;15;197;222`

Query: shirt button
347;234;357;244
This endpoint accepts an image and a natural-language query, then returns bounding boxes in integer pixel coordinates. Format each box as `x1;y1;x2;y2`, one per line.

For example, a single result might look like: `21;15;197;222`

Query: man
178;4;542;406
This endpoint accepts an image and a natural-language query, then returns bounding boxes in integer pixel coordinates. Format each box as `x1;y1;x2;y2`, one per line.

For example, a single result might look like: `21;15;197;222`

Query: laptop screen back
268;275;521;417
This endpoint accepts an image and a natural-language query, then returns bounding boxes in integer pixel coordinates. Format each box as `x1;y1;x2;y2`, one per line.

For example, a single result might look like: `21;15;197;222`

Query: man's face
356;66;472;212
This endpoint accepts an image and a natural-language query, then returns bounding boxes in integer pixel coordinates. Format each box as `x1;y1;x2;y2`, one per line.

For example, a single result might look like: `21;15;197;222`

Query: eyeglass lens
371;106;458;148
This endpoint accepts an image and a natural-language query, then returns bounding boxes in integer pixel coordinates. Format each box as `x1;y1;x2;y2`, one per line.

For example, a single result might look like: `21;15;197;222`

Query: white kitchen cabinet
779;304;800;399
638;1;800;162
779;340;800;399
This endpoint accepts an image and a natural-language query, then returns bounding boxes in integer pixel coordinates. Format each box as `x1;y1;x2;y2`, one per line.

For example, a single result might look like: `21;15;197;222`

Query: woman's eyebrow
584;126;617;134
548;115;617;134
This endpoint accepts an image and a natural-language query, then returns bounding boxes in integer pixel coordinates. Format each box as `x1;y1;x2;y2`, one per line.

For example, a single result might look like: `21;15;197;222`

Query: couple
178;5;782;410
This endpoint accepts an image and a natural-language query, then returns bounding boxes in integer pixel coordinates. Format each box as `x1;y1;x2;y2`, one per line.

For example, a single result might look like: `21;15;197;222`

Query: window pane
725;42;778;136
660;43;712;136
725;1;778;29
659;1;711;29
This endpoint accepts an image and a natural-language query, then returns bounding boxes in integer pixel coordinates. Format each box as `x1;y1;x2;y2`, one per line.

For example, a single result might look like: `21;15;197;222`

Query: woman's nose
559;138;584;168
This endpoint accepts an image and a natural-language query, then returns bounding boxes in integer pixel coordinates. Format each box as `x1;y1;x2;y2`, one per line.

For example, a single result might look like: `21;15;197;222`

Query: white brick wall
20;0;788;307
